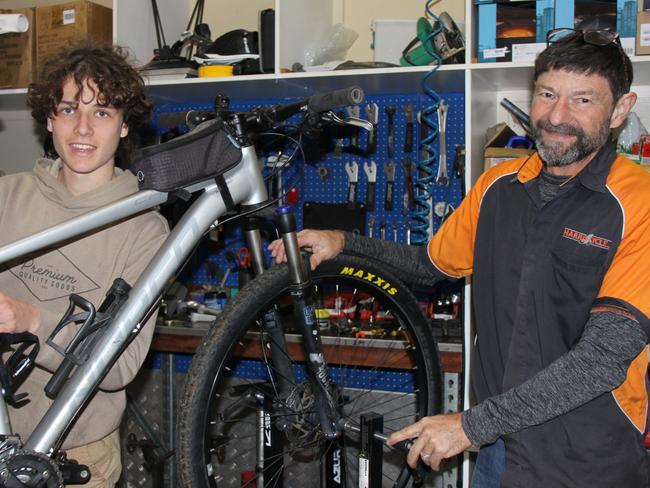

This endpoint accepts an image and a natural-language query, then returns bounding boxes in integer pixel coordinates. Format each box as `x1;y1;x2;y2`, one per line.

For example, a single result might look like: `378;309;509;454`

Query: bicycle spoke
178;255;440;488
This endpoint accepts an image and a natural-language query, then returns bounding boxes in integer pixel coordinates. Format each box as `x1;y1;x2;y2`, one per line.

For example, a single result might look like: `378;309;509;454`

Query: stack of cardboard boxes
636;1;650;54
0;0;111;89
476;0;638;63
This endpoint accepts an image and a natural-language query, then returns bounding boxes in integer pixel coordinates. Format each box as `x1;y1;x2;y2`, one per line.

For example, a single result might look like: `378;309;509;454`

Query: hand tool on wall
385;105;396;157
334;111;345;158
363;161;377;211
383;162;396;211
392;220;398;241
419;110;429;162
454;143;466;196
379;220;386;240
345;160;359;210
367;215;376;238
347;105;361;150
334;138;344;158
403;104;414;153
435;100;449;186
401;159;415;215
365;102;379;154
405;221;411;245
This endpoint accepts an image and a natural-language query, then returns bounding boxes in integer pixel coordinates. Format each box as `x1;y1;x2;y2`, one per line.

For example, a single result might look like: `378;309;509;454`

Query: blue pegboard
153;91;464;288
299;93;464;243
145;352;415;392
229;359;415;394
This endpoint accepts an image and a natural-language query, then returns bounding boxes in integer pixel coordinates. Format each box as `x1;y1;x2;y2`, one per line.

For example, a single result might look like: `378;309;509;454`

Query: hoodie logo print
9;250;100;301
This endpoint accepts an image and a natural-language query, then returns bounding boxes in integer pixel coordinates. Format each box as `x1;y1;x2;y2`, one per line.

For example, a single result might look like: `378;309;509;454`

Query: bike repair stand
341;414;427;488
359;413;383;488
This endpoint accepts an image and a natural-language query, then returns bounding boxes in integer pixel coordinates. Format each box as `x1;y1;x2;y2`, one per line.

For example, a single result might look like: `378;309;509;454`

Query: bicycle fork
274;207;341;439
243;207;345;486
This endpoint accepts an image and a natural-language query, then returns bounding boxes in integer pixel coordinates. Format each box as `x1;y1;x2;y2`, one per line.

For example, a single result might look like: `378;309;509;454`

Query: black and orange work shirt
428;142;650;486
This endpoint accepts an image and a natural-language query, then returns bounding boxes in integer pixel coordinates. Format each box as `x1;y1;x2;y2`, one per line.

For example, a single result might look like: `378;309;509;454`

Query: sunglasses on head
545;28;629;88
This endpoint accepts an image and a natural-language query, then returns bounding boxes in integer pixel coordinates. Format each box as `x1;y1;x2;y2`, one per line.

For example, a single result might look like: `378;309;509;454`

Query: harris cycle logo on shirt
562;227;611;250
9;250;100;301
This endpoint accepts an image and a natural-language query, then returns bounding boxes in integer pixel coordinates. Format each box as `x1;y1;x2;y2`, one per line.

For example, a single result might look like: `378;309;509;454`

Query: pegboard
153;91;465;289
145;352;418;393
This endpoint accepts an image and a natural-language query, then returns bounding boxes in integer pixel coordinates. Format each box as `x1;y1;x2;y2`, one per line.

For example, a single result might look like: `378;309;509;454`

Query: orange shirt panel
598;158;650;318
427;155;539;278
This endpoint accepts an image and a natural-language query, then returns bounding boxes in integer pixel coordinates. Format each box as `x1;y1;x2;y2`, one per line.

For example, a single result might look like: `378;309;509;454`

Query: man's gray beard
533;119;611;167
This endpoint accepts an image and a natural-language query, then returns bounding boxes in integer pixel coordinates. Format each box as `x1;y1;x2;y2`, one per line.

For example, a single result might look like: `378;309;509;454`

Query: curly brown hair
27;43;153;165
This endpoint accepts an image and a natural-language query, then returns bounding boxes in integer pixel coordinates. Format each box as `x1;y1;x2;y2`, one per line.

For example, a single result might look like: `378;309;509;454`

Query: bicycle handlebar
307;86;364;112
157;86;365;133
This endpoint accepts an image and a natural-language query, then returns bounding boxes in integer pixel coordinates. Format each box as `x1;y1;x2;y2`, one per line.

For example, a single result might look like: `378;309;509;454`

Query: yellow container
198;65;234;78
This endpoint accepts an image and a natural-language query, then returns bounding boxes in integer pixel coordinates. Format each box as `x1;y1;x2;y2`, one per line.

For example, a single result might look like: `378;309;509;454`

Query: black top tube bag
131;119;243;192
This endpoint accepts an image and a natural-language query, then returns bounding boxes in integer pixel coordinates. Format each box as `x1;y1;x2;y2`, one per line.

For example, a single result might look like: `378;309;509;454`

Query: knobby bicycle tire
177;253;442;487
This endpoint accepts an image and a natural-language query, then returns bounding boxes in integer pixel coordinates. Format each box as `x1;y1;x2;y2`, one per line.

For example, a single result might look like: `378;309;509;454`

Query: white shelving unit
2;0;649;484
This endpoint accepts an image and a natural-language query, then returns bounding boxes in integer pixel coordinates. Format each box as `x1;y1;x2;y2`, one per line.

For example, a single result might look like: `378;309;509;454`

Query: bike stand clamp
360;412;384;488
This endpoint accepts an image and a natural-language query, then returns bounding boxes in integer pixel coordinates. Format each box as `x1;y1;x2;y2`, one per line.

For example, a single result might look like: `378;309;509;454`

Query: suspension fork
275;207;341;439
243;217;297;431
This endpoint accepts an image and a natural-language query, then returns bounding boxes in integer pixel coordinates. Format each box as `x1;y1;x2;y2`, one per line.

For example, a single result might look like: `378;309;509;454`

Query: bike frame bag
131;120;242;191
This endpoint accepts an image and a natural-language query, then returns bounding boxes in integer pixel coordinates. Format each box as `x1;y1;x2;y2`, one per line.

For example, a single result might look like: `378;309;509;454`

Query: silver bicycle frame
0;144;267;455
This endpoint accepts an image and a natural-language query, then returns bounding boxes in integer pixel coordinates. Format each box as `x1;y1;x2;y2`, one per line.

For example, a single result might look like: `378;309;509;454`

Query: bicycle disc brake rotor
282;381;319;444
0;450;63;488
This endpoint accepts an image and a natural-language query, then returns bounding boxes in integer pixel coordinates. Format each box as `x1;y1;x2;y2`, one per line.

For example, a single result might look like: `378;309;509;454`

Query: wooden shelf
152;325;463;373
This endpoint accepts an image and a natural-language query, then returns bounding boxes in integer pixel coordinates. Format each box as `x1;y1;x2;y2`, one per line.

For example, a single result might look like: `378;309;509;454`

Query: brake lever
321;111;373;132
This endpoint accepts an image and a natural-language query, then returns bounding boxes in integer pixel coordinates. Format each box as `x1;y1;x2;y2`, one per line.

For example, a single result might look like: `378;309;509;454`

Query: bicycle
0;86;442;487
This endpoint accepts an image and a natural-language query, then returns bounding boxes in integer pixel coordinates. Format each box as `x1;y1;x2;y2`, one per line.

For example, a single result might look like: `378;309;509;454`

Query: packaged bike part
303;23;358;67
616;111;647;155
131;119;243;192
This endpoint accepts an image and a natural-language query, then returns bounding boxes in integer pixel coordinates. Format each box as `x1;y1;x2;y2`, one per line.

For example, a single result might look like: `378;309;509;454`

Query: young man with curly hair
0;44;169;486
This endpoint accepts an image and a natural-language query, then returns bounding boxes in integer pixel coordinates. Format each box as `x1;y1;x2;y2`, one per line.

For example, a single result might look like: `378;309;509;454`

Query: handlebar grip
307;86;364;112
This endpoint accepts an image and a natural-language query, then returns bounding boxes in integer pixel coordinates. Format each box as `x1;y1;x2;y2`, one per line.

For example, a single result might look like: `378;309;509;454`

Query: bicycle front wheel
177;253;442;487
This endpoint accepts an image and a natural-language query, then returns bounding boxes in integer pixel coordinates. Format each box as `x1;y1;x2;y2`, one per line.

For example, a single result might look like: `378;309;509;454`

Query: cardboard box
477;1;553;63
372;19;418;65
484;146;535;170
636;10;650;54
483;122;534;171
35;1;112;72
0;8;35;89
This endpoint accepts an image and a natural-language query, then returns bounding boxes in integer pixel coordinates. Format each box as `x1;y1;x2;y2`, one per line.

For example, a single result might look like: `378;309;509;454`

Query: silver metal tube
25;184;228;453
282;233;307;285
0;392;11;435
0;190;167;265
245;228;266;276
